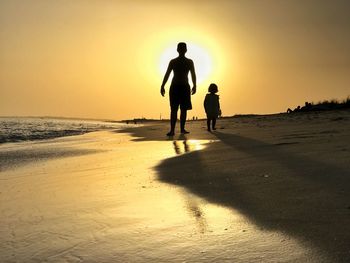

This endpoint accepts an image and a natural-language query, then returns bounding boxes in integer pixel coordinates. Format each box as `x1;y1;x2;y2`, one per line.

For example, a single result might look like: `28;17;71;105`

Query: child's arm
217;96;222;116
204;95;209;112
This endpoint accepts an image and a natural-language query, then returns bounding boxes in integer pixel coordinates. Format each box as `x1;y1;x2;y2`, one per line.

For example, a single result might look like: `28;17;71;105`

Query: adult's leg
167;107;178;136
212;118;217;130
180;109;189;133
207;118;211;131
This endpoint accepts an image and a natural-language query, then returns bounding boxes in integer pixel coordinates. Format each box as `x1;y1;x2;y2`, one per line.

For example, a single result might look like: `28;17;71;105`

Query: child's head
208;83;218;93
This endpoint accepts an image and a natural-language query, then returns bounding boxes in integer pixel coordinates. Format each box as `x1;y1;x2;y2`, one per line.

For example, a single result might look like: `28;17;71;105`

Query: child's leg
207;118;211;131
212;118;216;130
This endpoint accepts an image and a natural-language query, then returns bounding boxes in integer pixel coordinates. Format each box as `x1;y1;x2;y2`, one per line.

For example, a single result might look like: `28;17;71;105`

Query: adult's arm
190;60;197;95
160;61;173;96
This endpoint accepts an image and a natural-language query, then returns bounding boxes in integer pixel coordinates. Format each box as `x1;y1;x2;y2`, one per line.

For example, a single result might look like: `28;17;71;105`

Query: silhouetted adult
160;42;197;136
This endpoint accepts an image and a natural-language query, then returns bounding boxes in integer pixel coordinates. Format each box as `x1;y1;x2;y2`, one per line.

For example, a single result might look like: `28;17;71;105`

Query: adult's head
177;42;187;55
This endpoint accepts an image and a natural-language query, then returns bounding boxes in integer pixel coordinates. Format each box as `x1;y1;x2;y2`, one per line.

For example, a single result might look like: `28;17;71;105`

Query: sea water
0;117;125;144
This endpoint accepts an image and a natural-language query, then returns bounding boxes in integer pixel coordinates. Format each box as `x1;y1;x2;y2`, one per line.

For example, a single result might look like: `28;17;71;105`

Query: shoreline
1;110;349;262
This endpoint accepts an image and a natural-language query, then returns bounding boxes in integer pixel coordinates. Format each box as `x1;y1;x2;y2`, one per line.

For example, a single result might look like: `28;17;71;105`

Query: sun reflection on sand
0;132;324;262
172;139;216;155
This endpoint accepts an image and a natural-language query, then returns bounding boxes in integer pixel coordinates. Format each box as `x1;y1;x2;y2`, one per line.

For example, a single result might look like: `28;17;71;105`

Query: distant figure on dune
204;83;221;132
287;102;314;113
160;42;197;136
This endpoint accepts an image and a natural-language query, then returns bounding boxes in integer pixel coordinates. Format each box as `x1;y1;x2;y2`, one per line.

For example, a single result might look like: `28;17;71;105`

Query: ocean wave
0;117;124;144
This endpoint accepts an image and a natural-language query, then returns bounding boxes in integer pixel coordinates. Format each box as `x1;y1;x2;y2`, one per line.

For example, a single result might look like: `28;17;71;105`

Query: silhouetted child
204;83;221;132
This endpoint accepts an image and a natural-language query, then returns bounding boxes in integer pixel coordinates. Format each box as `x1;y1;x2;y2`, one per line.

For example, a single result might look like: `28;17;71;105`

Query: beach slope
1;110;349;262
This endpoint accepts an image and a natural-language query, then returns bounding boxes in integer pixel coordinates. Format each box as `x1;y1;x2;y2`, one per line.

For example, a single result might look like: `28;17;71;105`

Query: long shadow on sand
154;131;350;262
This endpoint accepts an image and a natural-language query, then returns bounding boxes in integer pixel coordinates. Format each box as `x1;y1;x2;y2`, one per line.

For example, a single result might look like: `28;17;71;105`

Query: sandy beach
1;110;349;262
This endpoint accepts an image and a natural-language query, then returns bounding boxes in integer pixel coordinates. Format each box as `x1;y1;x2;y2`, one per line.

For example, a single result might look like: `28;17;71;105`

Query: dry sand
1;110;349;262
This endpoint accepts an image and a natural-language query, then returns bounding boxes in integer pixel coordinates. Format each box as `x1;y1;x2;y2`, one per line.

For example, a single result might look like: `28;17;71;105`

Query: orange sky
1;0;350;120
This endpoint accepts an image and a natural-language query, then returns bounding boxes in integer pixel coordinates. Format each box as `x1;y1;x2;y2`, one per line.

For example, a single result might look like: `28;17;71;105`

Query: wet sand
1;110;349;262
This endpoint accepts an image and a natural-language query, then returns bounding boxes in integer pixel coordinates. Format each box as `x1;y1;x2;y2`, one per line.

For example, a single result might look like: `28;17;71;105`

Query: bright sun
159;42;213;84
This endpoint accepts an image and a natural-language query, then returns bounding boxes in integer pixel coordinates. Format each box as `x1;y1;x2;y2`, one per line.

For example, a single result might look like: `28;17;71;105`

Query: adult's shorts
169;84;192;110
